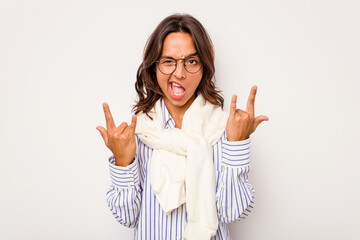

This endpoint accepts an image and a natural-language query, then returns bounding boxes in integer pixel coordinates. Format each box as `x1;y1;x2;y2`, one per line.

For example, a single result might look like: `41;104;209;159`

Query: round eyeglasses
156;55;202;75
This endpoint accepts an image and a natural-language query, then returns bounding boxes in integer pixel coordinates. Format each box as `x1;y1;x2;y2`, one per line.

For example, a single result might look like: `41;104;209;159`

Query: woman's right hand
96;103;137;167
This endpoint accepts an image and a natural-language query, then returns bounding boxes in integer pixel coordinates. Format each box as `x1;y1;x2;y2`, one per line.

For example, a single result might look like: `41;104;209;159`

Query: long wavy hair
133;13;224;115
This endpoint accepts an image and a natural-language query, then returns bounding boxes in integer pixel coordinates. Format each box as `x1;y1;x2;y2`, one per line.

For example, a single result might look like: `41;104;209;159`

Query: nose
173;60;186;79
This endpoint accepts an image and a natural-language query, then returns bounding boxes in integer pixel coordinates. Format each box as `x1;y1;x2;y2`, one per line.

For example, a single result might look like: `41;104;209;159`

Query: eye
160;58;175;65
187;58;198;65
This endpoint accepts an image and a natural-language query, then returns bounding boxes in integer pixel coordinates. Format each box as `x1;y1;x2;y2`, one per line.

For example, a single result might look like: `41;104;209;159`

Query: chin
165;94;193;108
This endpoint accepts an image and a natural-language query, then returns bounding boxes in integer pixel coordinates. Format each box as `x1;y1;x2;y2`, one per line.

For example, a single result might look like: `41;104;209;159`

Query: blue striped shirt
106;99;255;240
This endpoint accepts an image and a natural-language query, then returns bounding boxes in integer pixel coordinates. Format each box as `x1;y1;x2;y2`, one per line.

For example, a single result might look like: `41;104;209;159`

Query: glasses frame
155;54;202;75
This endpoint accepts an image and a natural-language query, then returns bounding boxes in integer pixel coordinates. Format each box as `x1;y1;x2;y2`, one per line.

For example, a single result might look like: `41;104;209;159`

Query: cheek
192;72;203;89
156;71;168;91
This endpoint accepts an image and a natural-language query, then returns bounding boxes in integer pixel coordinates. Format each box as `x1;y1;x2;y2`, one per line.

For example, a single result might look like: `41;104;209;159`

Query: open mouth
169;82;186;100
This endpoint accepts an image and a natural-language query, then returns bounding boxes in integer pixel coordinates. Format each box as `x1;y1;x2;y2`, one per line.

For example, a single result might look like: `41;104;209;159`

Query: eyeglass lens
158;55;201;74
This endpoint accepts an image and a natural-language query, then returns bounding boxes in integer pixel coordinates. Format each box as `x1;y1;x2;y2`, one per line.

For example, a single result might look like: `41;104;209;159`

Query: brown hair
133;13;224;115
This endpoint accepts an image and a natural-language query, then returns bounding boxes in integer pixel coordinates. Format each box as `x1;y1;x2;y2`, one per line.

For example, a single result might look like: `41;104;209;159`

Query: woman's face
156;32;203;114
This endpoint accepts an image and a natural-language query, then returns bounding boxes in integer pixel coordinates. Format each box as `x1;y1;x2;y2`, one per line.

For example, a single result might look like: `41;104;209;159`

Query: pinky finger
96;126;108;145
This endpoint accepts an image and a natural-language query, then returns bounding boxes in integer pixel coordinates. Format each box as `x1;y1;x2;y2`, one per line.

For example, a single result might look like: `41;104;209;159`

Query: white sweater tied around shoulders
135;94;228;240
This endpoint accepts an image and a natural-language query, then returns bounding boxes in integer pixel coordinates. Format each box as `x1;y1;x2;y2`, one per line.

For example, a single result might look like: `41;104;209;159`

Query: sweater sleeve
106;137;142;228
215;133;255;223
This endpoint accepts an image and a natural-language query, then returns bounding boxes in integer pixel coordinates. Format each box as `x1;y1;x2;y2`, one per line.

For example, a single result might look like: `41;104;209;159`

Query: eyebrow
161;52;198;59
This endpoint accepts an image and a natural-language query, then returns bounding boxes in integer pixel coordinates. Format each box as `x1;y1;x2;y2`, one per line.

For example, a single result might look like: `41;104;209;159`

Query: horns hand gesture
226;86;269;141
96;103;137;167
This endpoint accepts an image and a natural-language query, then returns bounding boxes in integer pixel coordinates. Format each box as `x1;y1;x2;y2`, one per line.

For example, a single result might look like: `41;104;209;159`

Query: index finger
230;94;237;116
102;103;116;131
246;85;257;116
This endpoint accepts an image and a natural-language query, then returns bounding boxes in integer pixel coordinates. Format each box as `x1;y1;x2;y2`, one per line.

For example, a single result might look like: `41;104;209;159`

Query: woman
96;13;268;240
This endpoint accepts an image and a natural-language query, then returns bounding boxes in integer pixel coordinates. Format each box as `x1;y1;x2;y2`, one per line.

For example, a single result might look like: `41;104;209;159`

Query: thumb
96;126;108;145
230;94;237;116
253;115;269;130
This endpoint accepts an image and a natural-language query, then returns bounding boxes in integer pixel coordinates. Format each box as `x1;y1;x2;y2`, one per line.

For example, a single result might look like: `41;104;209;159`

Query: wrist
114;156;134;167
226;135;249;142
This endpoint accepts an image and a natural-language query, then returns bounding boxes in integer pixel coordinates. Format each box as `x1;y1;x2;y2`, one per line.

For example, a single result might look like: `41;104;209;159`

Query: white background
1;0;359;239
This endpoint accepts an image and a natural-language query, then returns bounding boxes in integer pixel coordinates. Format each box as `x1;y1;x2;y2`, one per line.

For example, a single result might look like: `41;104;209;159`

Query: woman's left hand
226;85;269;141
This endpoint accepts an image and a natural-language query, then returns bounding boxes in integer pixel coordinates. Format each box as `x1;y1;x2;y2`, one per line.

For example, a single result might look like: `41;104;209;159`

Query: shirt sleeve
106;137;142;228
215;133;255;223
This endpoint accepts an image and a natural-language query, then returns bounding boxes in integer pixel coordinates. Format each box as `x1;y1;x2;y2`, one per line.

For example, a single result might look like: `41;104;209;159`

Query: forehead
161;32;197;57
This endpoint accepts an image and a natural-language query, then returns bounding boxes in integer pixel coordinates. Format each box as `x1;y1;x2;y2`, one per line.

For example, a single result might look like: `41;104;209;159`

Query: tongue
172;84;185;94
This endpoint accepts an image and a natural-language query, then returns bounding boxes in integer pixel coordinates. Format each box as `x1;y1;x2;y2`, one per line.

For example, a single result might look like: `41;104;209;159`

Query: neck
164;95;196;129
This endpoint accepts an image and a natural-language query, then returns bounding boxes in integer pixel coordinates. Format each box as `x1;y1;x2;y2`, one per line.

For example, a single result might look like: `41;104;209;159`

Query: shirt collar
161;98;176;129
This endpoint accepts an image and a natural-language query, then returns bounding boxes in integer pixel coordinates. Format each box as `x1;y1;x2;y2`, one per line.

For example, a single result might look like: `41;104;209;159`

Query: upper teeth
172;82;181;87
